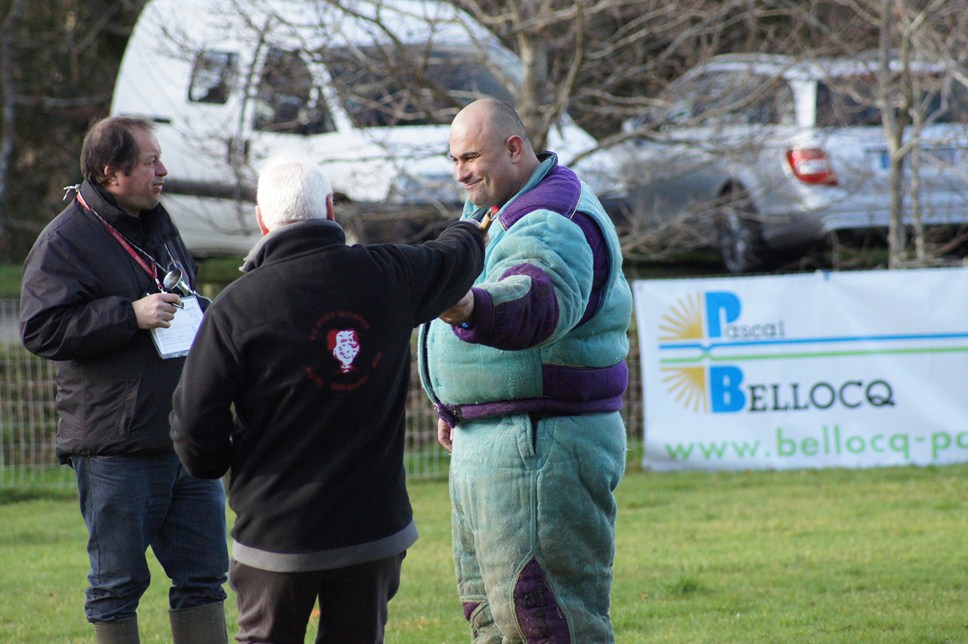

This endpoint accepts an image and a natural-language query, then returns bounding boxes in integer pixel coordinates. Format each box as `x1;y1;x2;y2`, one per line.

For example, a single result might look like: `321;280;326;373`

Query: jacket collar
241;219;346;272
77;180;166;242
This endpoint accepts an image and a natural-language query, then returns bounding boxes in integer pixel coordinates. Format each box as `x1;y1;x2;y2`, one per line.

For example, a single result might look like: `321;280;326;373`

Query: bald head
449;99;540;208
453;98;530;146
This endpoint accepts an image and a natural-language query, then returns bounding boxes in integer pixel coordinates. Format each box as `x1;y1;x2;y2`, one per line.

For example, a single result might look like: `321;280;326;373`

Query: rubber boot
93;615;140;643
169;601;228;644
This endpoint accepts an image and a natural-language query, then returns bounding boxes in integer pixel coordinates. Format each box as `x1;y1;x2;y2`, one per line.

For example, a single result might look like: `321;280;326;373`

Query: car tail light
786;148;838;185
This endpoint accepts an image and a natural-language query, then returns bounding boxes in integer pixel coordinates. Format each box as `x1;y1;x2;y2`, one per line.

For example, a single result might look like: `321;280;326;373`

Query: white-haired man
170;159;485;643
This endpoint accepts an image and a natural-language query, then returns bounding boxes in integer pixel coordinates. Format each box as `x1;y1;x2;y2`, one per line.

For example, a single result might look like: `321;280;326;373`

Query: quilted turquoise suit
419;153;633;643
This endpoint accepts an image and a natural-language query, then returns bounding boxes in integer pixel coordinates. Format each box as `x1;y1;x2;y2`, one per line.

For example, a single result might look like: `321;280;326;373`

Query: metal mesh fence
0;300;71;487
0;298;642;488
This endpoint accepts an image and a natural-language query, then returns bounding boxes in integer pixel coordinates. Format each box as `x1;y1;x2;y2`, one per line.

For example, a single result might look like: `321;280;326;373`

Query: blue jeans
71;453;229;623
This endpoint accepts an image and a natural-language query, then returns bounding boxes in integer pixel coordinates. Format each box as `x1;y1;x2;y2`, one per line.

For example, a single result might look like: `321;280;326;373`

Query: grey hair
256;159;333;231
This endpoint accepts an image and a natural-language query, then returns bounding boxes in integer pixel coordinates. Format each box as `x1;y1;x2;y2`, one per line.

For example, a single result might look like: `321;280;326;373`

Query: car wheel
716;187;766;274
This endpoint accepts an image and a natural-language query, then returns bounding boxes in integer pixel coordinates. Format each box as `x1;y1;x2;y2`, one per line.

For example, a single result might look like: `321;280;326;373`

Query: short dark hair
80;116;156;186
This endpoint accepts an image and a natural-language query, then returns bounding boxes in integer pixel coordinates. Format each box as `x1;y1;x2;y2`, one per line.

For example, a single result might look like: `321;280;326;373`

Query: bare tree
0;0;27;249
0;0;144;260
583;0;968;270
809;0;968;267
4;0;967;269
120;0;684;249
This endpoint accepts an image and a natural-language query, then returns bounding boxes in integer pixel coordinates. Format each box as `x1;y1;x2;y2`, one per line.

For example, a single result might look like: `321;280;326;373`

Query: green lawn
2;463;966;643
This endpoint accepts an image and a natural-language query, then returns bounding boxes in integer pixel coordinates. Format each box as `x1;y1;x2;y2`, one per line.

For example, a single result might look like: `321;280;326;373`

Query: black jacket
20;181;199;462
170;218;484;571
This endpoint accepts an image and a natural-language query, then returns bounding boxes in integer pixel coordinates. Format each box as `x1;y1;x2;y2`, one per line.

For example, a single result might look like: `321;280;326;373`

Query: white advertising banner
634;267;968;471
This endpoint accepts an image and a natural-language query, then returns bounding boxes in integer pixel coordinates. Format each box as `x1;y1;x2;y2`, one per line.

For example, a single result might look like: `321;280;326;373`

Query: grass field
1;462;966;643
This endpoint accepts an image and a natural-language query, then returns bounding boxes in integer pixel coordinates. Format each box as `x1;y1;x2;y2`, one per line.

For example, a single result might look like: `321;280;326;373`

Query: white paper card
150;295;204;359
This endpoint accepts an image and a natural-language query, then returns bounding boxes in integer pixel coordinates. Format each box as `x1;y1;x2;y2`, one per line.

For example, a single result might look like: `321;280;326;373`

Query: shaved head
449;99;540;208
452;99;530;150
491;100;528;139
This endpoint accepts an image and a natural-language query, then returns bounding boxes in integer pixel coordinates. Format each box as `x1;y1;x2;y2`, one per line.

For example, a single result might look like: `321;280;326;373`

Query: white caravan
111;0;616;255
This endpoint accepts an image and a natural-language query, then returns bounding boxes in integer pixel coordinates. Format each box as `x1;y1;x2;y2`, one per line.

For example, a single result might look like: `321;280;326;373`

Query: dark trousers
230;553;405;644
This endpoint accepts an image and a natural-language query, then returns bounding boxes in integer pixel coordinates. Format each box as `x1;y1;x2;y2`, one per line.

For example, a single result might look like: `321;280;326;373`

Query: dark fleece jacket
170;218;483;571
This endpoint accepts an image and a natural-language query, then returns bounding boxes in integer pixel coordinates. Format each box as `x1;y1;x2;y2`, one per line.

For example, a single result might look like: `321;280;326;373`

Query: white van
110;0;616;255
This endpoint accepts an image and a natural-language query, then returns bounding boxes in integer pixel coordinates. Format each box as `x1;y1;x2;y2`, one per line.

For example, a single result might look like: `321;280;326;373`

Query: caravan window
253;47;336;135
324;46;515;128
188;50;238;104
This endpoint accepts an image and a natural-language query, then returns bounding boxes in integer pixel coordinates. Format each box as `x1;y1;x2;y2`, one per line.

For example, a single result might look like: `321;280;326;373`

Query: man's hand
133;292;183;329
437;417;454;452
439;290;474;326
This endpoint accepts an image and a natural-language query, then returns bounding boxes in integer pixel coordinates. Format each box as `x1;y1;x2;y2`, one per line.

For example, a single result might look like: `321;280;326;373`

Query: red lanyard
76;192;164;291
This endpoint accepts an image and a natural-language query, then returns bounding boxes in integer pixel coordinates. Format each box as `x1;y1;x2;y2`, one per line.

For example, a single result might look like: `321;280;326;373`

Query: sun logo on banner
658;292;709;412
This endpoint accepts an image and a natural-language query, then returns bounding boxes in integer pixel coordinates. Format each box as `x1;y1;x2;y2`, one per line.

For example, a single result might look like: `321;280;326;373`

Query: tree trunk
878;0;906;268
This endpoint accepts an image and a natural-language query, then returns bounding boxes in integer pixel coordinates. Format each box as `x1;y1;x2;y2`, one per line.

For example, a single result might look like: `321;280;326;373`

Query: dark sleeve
19;229;140;361
170;311;238;478
384;219;485;326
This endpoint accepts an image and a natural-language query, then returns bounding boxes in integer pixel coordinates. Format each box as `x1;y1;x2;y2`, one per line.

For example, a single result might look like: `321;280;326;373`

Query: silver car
616;53;968;273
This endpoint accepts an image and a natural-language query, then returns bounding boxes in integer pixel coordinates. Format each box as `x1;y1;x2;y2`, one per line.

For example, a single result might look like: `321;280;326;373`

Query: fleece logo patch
305;311;382;391
329;329;360;373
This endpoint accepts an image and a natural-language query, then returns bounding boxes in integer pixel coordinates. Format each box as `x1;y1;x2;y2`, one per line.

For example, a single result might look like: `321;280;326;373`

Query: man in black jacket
170;158;485;643
20;116;229;643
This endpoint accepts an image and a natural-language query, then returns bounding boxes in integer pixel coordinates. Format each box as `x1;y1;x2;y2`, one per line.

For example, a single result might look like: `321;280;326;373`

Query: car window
815;75;882;127
324;45;515;128
188;50;238;104
744;75;796;125
665;71;795;126
816;72;968;127
663;75;703;125
690;73;739;122
253;47;336;135
919;76;968;124
660;72;739;125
